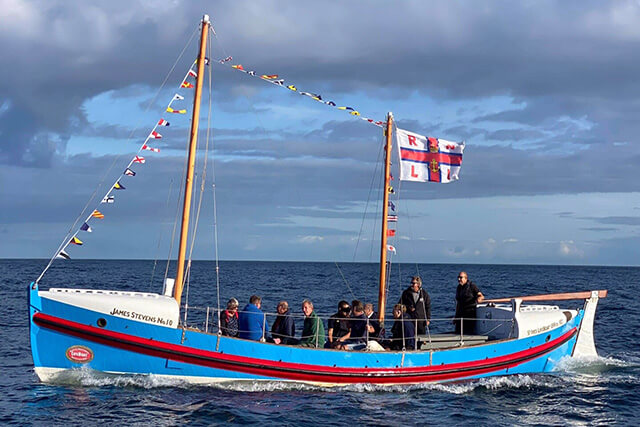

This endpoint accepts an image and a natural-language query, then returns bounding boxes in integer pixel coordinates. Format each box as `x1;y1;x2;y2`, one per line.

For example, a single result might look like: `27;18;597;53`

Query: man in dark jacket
454;271;484;335
399;276;431;335
364;303;382;340
271;300;296;345
326;300;351;349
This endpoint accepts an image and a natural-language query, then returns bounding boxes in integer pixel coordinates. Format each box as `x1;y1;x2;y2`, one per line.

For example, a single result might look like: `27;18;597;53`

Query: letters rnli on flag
396;128;464;184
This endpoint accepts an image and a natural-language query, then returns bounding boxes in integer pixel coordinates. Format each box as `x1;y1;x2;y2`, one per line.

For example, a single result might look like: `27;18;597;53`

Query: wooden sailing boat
29;15;607;385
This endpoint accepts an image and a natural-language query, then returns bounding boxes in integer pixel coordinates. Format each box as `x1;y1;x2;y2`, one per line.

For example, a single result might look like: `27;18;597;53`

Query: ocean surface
2;259;639;425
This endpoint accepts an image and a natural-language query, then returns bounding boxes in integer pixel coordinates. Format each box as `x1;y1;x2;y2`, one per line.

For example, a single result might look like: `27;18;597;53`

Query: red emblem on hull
66;345;94;363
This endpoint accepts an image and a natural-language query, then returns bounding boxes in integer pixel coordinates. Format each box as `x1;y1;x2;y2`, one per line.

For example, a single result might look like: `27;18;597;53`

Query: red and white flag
142;144;160;153
188;69;197;77
386;245;396;254
149;131;162;139
396;128;464;184
157;119;170;126
133;156;146;164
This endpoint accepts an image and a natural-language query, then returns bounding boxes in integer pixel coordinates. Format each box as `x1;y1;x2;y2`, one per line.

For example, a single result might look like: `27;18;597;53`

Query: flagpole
174;14;210;307
377;112;393;327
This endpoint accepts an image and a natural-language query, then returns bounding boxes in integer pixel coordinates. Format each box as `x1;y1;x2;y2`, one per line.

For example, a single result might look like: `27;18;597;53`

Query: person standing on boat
220;298;239;337
399;276;431;335
271;300;296;345
454;271;484;335
239;295;268;341
300;299;325;348
326;301;351;349
387;304;415;351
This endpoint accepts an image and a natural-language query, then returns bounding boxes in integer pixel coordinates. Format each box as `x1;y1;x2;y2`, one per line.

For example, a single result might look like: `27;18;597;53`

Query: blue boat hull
29;284;583;385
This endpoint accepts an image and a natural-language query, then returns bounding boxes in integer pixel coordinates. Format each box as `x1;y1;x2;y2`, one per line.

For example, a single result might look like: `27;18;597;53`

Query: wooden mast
174;15;210;307
377;112;394;326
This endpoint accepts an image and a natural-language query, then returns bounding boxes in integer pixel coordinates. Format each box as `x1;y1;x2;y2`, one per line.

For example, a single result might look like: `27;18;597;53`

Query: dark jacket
390;314;415;350
348;313;367;343
271;310;296;345
399;287;431;321
366;312;382;339
220;310;239;337
327;312;351;343
238;303;267;341
455;281;482;318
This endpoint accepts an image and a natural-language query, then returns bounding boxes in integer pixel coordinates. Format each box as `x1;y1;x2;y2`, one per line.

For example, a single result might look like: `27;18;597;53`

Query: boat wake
554;354;636;375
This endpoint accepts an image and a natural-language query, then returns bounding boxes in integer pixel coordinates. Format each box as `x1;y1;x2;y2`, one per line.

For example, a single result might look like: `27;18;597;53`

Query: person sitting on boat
238;295;268;341
271;300;296;345
333;302;368;349
387;304;415;351
399;276;431;336
363;302;382;340
454;271;484;335
220;298;239;337
326;300;351;349
300;299;325;348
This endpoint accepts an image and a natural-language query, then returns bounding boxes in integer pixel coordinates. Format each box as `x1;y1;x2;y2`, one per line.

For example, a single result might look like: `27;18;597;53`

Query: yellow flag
166;107;187;114
70;236;83;245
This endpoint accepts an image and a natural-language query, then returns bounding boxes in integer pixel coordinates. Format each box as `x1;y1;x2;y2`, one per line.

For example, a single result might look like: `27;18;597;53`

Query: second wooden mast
377;112;394;326
174;15;210;307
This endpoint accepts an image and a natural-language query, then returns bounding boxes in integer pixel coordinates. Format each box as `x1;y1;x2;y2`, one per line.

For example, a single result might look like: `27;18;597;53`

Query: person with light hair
300;299;325;348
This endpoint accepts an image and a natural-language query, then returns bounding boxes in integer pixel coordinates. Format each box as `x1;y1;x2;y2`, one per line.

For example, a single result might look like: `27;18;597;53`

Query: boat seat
416;333;489;350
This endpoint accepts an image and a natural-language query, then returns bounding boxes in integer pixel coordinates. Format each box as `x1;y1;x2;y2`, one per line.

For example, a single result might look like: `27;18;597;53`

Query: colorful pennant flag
388;186;394;194
172;94;184;101
389;201;396;211
387;215;398;222
204;57;210;65
261;74;278;79
188;69;197;77
114;181;125;190
231;64;244;70
287;85;297;91
102;195;115;204
142;144;160;153
80;223;92;232
386;244;396;254
166;107;186;114
157;119;170;126
181;82;194;88
387;229;396;237
56;250;70;260
396;128;465;184
70;237;83;245
92;210;104;219
149;131;162;139
124;168;136;176
133;156;145;164
220;56;232;63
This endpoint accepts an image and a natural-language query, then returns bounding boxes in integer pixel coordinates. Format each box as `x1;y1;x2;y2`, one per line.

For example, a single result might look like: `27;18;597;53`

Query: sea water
2;259;638;425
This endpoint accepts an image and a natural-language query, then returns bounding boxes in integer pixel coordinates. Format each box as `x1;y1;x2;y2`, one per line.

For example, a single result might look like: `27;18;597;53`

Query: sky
1;0;639;266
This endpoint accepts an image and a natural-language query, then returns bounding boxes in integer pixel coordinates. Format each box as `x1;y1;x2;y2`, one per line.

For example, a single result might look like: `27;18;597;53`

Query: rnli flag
396;128;464;183
124;168;136;176
81;222;93;232
142;144;160;153
102;195;115;203
166;107;186;114
114;181;125;190
70;236;83;245
92;210;104;219
157;119;170;126
181;82;194;88
56;250;70;260
133;156;145;164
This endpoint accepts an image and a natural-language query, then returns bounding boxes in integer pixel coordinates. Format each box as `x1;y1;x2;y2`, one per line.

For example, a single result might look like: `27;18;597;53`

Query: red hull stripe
400;148;462;166
33;313;576;384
